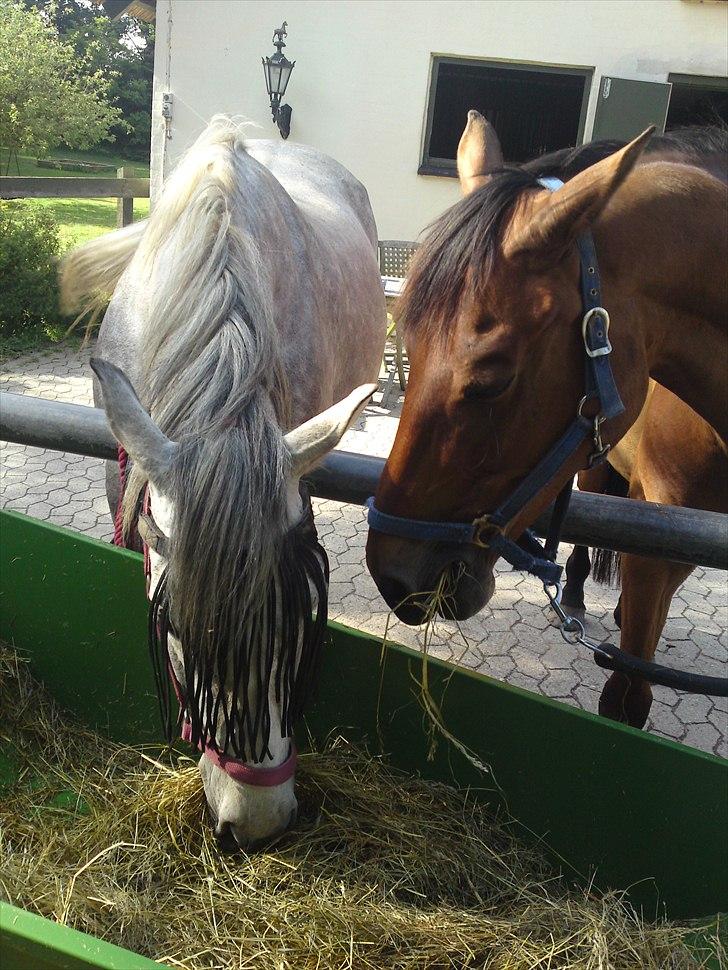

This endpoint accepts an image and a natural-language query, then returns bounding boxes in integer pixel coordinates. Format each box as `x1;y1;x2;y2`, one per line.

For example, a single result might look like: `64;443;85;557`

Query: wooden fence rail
0;167;150;228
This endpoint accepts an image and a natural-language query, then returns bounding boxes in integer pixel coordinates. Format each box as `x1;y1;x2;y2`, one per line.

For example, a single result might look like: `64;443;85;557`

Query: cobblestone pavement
2;346;726;757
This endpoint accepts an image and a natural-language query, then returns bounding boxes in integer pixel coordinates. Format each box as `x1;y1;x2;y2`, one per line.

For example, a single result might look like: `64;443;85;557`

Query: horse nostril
214;821;240;854
377;575;412;611
288;805;298;828
376;576;430;626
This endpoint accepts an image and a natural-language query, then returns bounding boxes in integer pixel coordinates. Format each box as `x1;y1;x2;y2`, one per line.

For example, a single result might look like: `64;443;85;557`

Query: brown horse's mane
398;124;727;340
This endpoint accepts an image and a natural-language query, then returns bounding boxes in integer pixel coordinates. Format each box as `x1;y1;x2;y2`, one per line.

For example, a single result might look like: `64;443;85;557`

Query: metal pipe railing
2;391;726;570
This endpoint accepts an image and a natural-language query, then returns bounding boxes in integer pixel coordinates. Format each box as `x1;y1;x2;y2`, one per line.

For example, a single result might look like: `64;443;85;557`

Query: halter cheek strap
366;176;624;588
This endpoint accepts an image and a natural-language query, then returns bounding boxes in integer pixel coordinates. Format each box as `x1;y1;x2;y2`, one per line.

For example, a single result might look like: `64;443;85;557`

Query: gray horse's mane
113;119;327;760
125;117;291;621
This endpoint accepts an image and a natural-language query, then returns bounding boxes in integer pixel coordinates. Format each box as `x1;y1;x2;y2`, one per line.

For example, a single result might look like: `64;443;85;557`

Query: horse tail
591;464;630;587
58;218;148;322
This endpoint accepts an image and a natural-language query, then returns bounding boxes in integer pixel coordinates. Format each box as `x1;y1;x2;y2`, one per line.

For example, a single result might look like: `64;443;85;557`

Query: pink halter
181;715;297;787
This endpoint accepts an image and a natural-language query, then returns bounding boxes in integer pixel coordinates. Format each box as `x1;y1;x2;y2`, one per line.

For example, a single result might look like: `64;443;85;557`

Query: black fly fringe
149;569;175;744
149;523;329;764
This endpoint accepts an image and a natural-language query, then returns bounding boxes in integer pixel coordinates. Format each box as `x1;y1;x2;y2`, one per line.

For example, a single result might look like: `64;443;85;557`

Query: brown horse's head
367;113;653;624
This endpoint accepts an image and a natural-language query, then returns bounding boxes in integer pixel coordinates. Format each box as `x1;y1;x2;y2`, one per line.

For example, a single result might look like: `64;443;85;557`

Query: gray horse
61;117;386;848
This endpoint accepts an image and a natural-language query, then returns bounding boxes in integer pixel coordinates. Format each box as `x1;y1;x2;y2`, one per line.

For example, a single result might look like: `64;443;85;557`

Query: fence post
116;166;134;229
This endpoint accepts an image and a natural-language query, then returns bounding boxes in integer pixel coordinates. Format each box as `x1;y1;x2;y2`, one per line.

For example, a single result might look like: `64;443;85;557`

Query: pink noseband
181;719;297;786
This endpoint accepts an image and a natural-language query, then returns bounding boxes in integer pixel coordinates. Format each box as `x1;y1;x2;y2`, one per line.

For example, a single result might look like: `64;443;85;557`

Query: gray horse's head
93;358;374;848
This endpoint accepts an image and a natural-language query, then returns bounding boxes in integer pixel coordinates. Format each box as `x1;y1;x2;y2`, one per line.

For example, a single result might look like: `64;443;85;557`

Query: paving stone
479;610;520;634
572;684;601;714
683;610;722;636
540;643;579;670
506;670;542;692
25;500;53;518
538;668;579;698
1;482;28;500
707;706;728;736
673;693;715;725
681;722;721;752
645;700;685;740
478;654;516;680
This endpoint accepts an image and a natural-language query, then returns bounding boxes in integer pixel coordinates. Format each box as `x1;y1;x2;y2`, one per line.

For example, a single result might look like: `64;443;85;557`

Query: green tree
0;0;122;167
23;0;154;160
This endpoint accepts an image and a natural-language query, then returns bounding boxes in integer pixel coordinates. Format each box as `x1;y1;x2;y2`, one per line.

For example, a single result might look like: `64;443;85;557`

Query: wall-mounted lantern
262;22;295;139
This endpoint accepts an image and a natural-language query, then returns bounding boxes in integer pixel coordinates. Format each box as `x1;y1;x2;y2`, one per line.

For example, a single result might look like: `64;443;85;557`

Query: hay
0;645;722;970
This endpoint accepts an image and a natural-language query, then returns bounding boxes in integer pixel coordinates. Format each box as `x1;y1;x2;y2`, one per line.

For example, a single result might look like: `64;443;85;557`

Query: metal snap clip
472;516;503;548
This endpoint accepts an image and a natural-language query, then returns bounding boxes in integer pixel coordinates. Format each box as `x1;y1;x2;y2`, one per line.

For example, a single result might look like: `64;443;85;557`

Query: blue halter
366;177;624;587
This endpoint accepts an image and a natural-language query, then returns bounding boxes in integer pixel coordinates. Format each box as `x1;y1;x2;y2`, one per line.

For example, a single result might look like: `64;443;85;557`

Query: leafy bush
0;201;61;336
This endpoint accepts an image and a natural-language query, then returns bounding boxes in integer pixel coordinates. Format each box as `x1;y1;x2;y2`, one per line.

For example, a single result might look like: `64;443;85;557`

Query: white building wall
151;0;727;240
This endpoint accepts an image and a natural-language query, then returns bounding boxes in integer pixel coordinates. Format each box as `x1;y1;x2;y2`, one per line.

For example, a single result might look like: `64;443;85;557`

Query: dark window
666;74;728;129
420;58;592;176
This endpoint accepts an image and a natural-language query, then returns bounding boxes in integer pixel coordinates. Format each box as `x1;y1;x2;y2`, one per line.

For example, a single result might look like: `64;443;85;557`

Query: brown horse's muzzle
366;531;498;624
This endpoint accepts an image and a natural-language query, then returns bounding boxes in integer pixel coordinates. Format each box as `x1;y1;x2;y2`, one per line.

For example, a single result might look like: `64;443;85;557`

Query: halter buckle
472;515;504;548
582;307;612;358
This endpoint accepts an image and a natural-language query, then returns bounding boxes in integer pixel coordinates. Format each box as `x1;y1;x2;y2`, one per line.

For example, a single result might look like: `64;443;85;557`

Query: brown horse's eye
463;373;515;402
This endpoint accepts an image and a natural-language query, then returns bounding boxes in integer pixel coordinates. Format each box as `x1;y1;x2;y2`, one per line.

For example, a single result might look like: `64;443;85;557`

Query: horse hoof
598;673;652;729
598;692;629;724
613;599;622;629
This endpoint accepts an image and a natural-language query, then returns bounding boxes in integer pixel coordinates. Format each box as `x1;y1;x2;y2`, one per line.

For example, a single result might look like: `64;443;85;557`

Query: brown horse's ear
502;127;655;261
457;109;504;195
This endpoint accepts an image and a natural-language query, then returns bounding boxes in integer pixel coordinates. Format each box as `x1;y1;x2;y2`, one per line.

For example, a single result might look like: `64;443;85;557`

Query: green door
592;75;671;141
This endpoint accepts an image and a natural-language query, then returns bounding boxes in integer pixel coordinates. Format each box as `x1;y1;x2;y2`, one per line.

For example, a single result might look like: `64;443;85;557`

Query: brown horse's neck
595;162;727;440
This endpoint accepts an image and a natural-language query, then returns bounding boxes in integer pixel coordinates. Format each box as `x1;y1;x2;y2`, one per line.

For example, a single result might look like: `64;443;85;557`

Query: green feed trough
1;508;726;967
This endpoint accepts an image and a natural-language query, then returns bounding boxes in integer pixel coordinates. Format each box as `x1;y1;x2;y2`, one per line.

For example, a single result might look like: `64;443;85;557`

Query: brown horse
366;112;727;726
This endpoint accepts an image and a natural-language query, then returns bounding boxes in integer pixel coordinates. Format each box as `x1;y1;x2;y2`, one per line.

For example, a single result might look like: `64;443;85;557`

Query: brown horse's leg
562;464;616;614
597;384;727;729
599;553;693;728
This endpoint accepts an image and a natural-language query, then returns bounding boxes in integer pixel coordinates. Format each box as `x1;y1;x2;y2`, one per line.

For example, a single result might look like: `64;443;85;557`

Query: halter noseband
367;177;623;588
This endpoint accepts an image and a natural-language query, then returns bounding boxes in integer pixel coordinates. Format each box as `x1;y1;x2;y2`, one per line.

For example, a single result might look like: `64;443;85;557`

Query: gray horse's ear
90;357;177;487
284;383;376;477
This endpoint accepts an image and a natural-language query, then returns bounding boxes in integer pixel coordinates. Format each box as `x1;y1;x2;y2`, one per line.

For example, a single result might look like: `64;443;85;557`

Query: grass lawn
7;150;150;249
23;195;150;249
1;149;150;359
